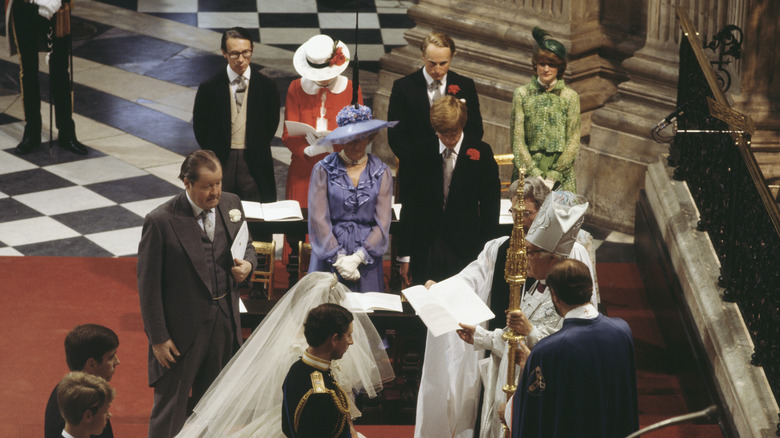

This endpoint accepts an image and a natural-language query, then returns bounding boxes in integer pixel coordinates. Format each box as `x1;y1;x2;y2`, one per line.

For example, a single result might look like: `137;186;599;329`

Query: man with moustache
137;150;257;438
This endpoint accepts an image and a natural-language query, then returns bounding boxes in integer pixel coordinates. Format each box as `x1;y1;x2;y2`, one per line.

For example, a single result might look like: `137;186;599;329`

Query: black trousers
11;1;75;138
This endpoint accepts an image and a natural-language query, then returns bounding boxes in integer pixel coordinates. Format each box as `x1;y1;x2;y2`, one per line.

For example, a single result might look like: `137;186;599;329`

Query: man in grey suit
137;150;257;438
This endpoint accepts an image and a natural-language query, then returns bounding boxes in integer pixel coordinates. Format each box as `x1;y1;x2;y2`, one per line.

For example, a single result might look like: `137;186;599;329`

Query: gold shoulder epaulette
310;370;327;393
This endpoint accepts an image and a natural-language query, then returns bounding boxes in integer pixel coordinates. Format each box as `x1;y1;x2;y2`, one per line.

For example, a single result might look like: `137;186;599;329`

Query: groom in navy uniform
509;259;639;438
137;150;257;438
387;31;483;201
397;95;499;286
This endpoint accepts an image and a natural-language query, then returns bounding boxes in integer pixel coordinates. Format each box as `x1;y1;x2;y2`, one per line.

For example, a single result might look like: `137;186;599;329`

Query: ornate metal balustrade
668;9;779;405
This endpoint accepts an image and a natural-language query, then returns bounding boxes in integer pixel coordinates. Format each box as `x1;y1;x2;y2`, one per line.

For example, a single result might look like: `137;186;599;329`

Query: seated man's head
546;259;593;315
526;243;567;282
508;177;551;230
179;149;223;211
65;324;119;382
430;95;467;149
57;371;114;435
304;303;354;360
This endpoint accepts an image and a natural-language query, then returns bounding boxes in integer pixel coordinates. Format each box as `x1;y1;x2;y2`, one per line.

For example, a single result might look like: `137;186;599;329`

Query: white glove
304;144;334;157
32;0;62;20
334;252;364;282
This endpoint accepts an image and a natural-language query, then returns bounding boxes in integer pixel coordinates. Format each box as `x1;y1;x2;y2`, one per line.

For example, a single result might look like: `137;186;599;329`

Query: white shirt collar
300;75;348;95
185;191;209;218
536;77;557;91
227;65;251;83
422;67;447;89
564;303;598;320
438;132;464;156
62;430;76;438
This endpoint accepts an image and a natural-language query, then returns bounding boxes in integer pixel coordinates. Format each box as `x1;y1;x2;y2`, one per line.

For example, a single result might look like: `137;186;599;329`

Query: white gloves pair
333;251;364;282
33;0;62;20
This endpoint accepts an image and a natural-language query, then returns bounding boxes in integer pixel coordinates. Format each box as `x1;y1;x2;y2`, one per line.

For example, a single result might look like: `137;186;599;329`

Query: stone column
584;0;742;232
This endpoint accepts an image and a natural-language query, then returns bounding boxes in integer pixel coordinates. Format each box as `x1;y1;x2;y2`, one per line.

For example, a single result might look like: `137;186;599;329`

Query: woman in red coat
283;35;363;261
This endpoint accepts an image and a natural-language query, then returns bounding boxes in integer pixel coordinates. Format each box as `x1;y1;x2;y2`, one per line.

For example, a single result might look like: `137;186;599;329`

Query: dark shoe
59;137;88;155
15;131;41;155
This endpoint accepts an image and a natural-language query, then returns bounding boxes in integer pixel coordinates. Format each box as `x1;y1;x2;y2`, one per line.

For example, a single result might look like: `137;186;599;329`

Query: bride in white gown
176;272;395;437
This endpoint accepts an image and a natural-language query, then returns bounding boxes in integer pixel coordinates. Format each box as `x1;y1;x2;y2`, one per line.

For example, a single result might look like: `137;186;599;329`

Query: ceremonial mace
501;170;528;437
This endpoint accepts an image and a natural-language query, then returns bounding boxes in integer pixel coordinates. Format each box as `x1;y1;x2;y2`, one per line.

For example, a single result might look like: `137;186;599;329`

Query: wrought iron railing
669;9;779;405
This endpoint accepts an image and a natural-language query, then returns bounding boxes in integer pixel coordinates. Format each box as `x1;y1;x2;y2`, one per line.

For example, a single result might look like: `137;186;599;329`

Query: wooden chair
250;241;276;299
298;241;312;281
494;153;515;194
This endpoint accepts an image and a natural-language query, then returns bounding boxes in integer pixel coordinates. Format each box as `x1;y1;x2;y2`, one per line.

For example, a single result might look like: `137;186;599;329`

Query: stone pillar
584;0;743;232
373;0;634;182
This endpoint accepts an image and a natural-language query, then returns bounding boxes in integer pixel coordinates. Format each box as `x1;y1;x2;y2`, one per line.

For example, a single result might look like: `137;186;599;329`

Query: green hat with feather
532;26;566;60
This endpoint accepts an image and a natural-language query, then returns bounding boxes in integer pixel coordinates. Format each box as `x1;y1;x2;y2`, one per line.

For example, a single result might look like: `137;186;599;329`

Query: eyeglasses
527;249;546;256
227;50;253;60
508;207;534;217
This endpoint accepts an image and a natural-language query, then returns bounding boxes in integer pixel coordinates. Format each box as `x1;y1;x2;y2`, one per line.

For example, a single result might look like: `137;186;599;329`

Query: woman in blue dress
308;105;397;292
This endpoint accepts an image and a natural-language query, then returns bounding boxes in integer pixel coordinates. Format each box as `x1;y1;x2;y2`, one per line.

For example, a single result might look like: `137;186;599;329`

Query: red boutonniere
467;148;480;161
448;84;461;95
329;47;346;67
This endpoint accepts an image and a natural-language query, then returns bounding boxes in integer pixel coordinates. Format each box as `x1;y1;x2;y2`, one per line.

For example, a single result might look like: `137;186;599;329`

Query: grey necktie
201;210;214;242
430;80;442;102
234;76;247;110
442;148;454;205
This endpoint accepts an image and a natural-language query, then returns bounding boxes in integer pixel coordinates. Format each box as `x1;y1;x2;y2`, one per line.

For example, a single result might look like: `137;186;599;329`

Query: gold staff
501;170;528;437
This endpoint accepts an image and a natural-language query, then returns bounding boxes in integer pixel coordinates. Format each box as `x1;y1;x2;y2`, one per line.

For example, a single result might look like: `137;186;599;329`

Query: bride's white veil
176;272;395;437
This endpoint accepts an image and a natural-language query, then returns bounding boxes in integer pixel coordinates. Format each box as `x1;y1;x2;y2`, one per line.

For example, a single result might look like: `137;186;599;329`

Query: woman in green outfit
511;27;581;193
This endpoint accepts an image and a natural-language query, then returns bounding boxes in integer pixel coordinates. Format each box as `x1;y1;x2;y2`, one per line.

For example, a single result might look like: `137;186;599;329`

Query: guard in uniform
6;0;88;155
281;303;355;438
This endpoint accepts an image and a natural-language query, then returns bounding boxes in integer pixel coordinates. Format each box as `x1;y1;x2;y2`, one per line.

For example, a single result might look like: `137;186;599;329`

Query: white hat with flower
293;35;351;82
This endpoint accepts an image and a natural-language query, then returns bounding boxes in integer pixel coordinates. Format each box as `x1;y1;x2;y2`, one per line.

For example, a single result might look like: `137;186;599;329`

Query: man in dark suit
387;31;483;201
137;150;257;438
398;96;499;285
193;27;280;204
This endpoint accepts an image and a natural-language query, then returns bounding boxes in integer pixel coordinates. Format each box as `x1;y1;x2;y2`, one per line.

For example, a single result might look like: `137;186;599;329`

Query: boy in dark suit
398;95;499;286
45;324;119;438
387;31;483;201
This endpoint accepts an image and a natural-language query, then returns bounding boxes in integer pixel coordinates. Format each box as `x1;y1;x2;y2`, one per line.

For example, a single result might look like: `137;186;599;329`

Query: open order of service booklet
343;292;403;313
241;200;303;222
402;276;495;337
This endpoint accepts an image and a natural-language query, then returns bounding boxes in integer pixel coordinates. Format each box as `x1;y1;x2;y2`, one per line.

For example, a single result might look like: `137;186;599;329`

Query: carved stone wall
374;0;773;232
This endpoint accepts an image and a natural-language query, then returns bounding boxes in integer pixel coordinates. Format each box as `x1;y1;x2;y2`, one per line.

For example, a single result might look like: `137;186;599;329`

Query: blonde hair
421;32;456;56
430;95;467;133
57;371;114;425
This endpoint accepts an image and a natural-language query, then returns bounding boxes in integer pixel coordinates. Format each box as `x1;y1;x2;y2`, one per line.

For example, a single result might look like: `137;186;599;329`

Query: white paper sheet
230;221;249;261
402;276;495;337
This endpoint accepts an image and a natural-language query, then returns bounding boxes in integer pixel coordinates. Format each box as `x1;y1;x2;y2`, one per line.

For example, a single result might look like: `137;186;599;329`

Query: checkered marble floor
96;0;415;73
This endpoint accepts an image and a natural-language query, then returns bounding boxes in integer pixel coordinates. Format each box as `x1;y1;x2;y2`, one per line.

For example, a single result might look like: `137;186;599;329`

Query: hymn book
402;277;495;337
241;200;303;222
343;292;403;313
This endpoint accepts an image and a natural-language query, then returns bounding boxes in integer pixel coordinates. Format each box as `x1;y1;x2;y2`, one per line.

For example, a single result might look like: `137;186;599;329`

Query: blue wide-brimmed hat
323;105;398;145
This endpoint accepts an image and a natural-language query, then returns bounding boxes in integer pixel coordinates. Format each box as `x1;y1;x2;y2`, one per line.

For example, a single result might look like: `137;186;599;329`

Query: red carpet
1;257;719;437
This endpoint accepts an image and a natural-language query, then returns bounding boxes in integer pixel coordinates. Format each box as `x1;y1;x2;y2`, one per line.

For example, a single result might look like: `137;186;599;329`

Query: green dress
511;76;581;192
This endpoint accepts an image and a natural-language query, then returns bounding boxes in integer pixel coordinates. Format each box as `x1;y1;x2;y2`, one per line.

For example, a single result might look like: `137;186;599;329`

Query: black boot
15;126;41;155
58;135;88;155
